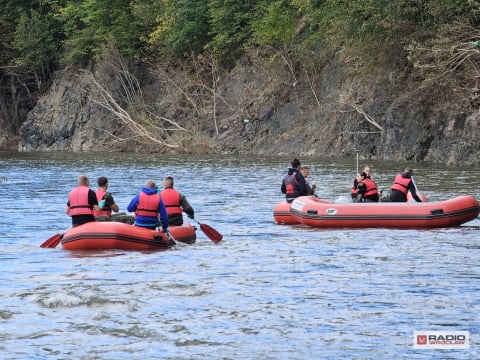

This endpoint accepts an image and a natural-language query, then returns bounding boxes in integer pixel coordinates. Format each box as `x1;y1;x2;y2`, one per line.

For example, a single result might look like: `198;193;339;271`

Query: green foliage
251;1;295;47
146;0;210;57
207;0;257;64
13;8;62;71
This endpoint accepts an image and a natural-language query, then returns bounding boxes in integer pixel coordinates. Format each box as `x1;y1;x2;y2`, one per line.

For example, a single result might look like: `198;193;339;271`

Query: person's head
356;172;367;181
363;166;372;177
97;176;108;188
163;176;174;189
404;168;414;176
145;180;156;189
300;166;310;178
291;158;301;169
78;175;90;186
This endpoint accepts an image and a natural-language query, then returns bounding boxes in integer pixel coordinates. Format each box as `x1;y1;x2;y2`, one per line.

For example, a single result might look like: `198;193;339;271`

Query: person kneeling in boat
389;168;422;202
127;180;170;237
160;176;195;226
281;158;308;203
66;175;101;227
94;176;135;224
300;166;317;196
353;172;379;202
94;176;119;221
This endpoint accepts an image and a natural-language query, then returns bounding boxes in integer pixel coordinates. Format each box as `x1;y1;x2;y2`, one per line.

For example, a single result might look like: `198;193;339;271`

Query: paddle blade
199;222;223;243
40;233;62;248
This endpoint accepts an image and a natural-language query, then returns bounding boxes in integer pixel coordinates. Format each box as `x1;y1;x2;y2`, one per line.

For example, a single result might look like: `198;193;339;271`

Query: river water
1;152;479;359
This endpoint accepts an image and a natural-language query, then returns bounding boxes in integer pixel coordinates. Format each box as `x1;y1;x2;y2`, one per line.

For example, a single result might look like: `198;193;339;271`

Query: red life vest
94;189;111;217
160;188;182;215
68;186;94;216
136;192;160;217
363;178;379;197
391;174;411;194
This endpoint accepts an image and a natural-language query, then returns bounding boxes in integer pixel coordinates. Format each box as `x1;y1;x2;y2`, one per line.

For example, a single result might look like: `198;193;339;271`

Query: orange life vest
135;192;160;217
391;174;411;194
68;186;94;216
160;188;183;215
283;172;299;195
94;189;111;217
362;178;379;197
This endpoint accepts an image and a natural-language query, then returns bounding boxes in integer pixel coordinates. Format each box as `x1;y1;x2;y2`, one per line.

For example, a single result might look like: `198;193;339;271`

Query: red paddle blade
40;233;62;248
199;222;223;243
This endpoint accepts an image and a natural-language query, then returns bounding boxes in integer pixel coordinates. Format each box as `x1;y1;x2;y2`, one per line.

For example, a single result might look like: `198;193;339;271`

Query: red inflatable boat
61;221;196;250
289;195;479;229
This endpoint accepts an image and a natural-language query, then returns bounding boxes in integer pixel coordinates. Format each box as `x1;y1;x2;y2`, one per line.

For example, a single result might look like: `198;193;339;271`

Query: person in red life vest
351;165;373;200
281;158;307;203
159;176;195;226
353;171;379;202
127;180;170;235
65;175;100;227
93;176;119;220
390;167;422;202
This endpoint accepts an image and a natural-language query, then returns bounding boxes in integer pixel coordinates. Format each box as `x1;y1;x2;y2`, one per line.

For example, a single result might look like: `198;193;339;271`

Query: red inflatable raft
61;221;196;250
274;199;333;225
289;195;479;229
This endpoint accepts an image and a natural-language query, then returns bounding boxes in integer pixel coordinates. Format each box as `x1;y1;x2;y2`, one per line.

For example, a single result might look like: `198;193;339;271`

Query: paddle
191;218;223;243
40;233;63;248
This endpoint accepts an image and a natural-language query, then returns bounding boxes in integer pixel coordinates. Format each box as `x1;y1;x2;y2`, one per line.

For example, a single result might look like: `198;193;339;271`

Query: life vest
68;186;94;216
94;189;111;217
283;172;299;195
362;178;379;197
391;174;411;194
160;188;183;215
135;192;160;217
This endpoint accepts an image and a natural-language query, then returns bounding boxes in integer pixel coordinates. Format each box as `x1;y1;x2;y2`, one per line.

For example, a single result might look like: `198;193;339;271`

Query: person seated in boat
65;175;100;227
94;176;119;221
389;168;422;202
299;166;317;196
159;176;195;226
351;165;374;200
353;171;379;202
281;158;308;203
127;180;170;235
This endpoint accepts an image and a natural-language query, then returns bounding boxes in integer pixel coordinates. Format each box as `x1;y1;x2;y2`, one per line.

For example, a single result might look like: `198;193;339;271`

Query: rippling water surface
1;152;479;359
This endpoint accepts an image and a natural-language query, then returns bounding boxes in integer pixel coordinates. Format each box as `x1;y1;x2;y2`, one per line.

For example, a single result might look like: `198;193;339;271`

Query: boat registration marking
291;200;306;212
326;208;337;215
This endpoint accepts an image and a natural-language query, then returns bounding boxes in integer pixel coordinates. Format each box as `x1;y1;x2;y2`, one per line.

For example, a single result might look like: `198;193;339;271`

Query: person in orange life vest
281;158;307;203
390;167;422;202
354;171;379;202
127;180;170;234
160;176;194;226
93;176;119;220
65;175;100;227
351;165;373;200
299;166;317;196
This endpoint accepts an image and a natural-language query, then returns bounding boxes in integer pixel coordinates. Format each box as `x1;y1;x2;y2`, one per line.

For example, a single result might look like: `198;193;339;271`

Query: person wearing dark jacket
389;168;422;202
281;158;308;203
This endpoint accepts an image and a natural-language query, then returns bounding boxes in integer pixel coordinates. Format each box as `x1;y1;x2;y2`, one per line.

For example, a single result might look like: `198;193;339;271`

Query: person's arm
104;193;119;212
281;179;286;194
127;195;139;212
408;181;422;202
88;189;100;212
158;199;169;231
180;194;194;218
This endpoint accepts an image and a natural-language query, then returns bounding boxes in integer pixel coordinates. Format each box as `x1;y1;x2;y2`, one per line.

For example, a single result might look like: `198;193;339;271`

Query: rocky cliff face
15;52;480;166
